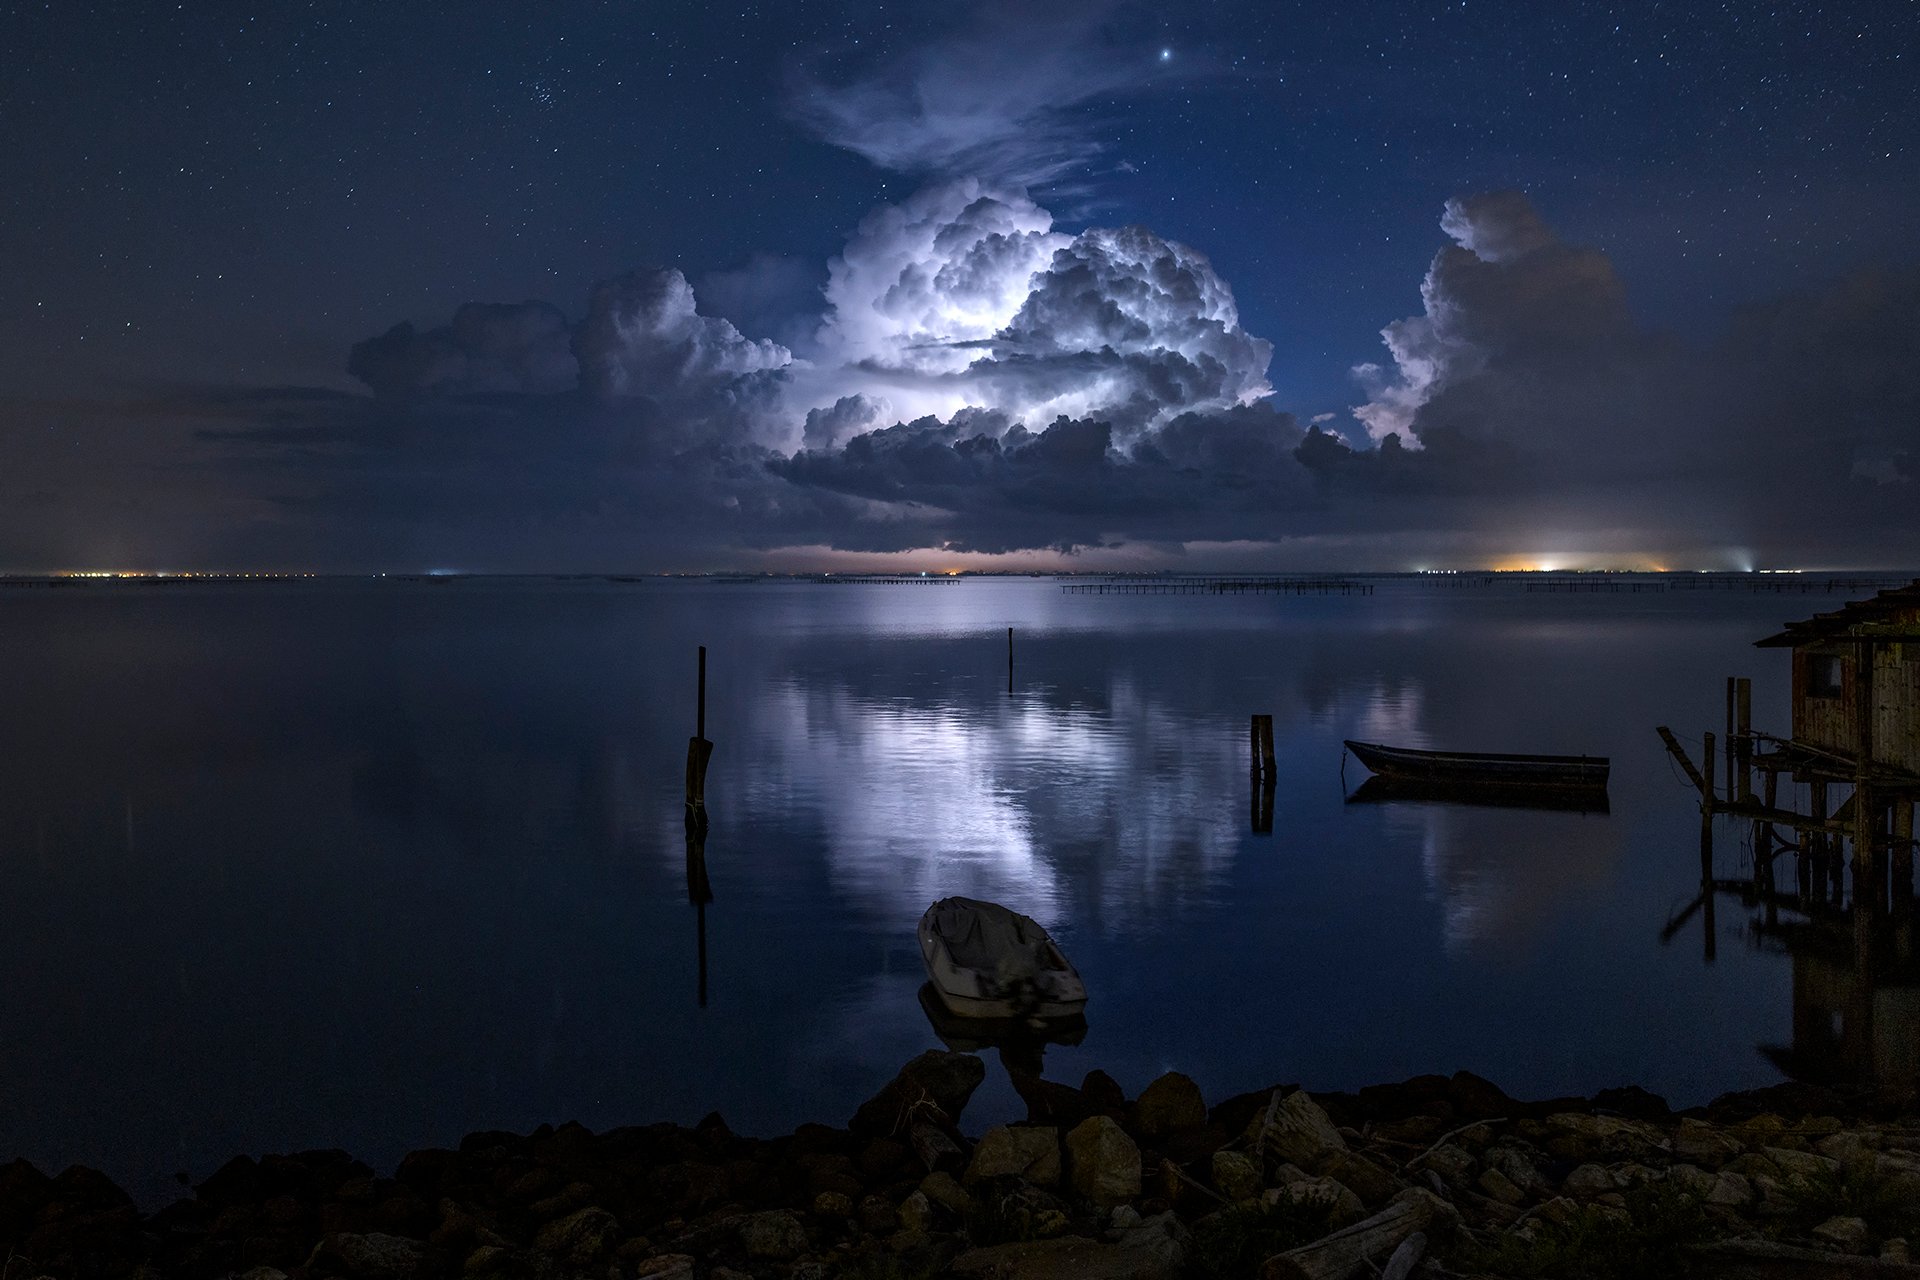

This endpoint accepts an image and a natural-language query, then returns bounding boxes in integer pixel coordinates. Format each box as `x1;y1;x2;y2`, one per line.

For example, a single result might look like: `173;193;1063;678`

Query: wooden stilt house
1754;579;1920;781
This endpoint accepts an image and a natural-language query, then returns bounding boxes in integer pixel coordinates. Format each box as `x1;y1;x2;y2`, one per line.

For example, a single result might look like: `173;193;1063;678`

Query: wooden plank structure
1659;579;1920;930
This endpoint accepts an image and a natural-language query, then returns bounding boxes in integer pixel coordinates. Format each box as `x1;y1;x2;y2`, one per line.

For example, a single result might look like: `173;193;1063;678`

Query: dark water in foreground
0;576;1896;1202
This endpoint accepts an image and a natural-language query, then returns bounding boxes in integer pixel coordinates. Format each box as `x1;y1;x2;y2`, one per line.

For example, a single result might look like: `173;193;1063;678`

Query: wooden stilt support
1701;731;1717;883
1007;626;1014;696
1734;677;1752;802
1895;801;1915;909
1656;726;1708;796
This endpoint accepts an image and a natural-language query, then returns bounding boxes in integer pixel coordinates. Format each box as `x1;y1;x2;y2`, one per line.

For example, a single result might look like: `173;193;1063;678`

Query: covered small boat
918;897;1087;1020
1344;739;1609;789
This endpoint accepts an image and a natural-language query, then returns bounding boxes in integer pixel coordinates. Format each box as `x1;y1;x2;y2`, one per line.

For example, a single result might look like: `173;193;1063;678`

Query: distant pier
1061;577;1374;596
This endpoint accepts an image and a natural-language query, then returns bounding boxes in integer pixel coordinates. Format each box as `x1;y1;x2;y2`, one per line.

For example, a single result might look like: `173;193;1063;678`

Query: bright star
1158;48;1172;62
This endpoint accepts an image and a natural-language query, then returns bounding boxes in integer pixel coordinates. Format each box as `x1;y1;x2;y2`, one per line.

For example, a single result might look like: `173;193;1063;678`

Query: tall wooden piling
686;645;713;831
1008;627;1013;695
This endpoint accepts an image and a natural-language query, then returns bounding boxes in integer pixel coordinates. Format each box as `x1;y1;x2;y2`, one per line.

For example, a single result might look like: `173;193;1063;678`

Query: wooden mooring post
1734;677;1752;802
685;645;713;831
685;822;713;1007
1008;626;1013;696
1249;715;1276;834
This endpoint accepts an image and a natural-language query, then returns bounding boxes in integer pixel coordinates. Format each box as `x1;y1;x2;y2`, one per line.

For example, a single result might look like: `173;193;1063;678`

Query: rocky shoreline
6;1057;1920;1279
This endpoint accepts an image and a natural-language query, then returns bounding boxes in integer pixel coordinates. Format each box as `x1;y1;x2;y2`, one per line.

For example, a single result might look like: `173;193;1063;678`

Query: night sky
3;0;1916;571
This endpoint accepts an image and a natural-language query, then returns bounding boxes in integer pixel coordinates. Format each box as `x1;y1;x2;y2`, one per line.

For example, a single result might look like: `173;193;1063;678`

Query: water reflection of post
686;818;713;1008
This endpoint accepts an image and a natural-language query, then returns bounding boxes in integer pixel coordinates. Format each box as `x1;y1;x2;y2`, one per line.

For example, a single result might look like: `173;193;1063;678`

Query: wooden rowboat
918;897;1088;1020
1344;739;1609;789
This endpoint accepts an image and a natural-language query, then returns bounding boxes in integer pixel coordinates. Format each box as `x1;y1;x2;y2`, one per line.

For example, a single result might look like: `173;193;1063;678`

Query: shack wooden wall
1792;602;1920;775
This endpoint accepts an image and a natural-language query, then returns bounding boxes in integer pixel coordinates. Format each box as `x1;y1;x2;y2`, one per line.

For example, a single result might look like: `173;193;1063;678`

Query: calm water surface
0;577;1874;1202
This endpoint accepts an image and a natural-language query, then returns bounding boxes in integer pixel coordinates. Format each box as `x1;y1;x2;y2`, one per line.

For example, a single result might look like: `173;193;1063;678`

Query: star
1159;48;1173;63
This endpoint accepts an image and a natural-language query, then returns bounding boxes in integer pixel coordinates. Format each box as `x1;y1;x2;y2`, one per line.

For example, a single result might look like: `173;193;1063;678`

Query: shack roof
1755;578;1920;648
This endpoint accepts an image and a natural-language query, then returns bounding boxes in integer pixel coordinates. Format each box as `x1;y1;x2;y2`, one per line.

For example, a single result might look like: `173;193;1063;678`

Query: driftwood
1261;1188;1456;1280
1685;1240;1920;1279
1381;1231;1427;1280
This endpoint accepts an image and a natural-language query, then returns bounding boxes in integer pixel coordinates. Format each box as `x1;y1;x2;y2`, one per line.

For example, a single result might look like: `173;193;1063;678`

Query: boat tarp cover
930;898;1053;984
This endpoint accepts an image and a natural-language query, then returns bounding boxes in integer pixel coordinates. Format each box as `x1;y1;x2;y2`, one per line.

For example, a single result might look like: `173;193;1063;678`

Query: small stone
1210;1150;1261;1202
1263;1176;1365;1227
1881;1238;1910;1264
1812;1215;1871;1253
711;1269;753;1280
632;1256;695;1280
1029;1208;1071;1237
811;1191;854;1218
1563;1164;1616;1196
965;1125;1061;1187
919;1170;976;1216
1066;1115;1142;1208
889;1190;930;1234
1134;1073;1207;1139
534;1206;619;1266
1478;1167;1525;1205
736;1209;807;1259
1706;1171;1753;1207
1109;1204;1143;1230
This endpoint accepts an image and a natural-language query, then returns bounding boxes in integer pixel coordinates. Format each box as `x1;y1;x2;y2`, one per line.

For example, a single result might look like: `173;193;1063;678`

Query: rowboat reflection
1345;775;1612;815
916;982;1086;1077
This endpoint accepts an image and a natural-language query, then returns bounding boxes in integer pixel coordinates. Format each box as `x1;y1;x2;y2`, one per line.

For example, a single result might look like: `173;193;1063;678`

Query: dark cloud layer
3;187;1916;570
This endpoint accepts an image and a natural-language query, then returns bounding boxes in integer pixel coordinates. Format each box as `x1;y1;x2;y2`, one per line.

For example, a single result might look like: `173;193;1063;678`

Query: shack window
1808;654;1845;699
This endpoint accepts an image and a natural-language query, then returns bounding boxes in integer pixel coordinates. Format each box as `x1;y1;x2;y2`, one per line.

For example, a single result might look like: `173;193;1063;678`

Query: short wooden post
1007;626;1013;695
1249;715;1275;778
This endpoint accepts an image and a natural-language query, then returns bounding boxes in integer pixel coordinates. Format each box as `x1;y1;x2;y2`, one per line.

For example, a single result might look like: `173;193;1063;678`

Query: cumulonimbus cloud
60;185;1913;572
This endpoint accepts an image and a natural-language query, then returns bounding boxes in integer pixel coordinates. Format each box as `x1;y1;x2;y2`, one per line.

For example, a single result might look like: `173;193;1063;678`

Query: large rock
1067;1116;1142;1208
735;1209;807;1259
950;1231;1182;1280
1539;1113;1666;1164
1671;1118;1742;1169
1134;1073;1207;1140
1211;1150;1261;1202
306;1232;427;1278
532;1206;619;1265
1264;1176;1365;1227
1246;1090;1347;1171
966;1126;1061;1187
850;1051;987;1136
